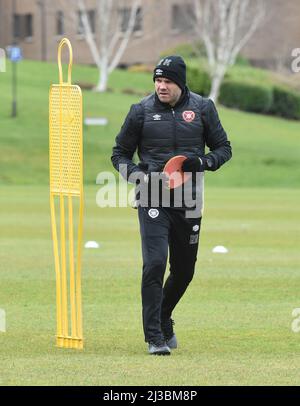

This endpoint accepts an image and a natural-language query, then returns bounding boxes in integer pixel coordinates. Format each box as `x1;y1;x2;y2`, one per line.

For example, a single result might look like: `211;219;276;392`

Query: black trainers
148;340;171;355
161;318;178;349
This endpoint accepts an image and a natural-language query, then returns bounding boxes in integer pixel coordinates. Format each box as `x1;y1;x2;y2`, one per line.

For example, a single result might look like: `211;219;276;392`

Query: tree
71;0;141;92
194;0;266;102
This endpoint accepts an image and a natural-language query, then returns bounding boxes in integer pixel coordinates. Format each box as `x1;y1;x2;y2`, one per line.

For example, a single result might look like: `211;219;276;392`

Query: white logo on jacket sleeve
148;209;159;218
192;225;199;232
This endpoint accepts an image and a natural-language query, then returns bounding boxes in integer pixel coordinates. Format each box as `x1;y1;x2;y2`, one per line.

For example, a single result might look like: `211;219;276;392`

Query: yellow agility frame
49;38;84;349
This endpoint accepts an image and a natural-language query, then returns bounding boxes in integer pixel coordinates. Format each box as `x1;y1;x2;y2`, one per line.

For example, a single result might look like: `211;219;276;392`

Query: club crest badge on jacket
182;111;195;122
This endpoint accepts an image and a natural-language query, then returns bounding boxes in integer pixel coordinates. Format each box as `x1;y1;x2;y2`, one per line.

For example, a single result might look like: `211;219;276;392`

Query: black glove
182;156;207;173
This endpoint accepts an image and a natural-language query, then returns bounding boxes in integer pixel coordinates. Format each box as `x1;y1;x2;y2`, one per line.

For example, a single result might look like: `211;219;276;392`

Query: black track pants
138;207;201;343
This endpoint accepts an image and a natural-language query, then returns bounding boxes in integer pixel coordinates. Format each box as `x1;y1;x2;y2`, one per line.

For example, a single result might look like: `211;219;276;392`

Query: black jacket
111;88;232;177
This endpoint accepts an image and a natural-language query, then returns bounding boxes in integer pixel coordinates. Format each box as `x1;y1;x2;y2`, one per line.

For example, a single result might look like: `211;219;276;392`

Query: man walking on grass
111;55;232;355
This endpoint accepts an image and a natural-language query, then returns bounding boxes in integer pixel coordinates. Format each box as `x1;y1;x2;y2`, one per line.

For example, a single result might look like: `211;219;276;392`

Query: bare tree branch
109;0;140;73
77;0;101;68
194;0;266;102
229;4;266;65
61;0;141;92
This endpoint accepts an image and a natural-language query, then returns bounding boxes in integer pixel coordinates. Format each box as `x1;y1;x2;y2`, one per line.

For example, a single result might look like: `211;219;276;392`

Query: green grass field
1;59;300;386
1;186;300;385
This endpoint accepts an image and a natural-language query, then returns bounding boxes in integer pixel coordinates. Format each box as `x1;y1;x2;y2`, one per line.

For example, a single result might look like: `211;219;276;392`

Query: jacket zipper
171;108;176;152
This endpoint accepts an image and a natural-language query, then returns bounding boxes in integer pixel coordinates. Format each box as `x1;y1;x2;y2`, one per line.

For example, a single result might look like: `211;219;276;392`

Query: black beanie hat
153;55;186;90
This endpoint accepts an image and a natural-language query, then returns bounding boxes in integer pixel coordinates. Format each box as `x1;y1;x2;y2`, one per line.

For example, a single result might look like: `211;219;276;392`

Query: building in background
0;0;299;71
242;0;300;71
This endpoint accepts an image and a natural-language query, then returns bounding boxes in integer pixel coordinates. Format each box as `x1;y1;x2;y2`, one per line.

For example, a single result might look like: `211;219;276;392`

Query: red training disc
163;155;191;189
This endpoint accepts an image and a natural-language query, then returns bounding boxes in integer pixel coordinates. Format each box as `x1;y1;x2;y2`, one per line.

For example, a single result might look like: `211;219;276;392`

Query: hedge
219;80;273;113
270;86;300;120
186;65;211;97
